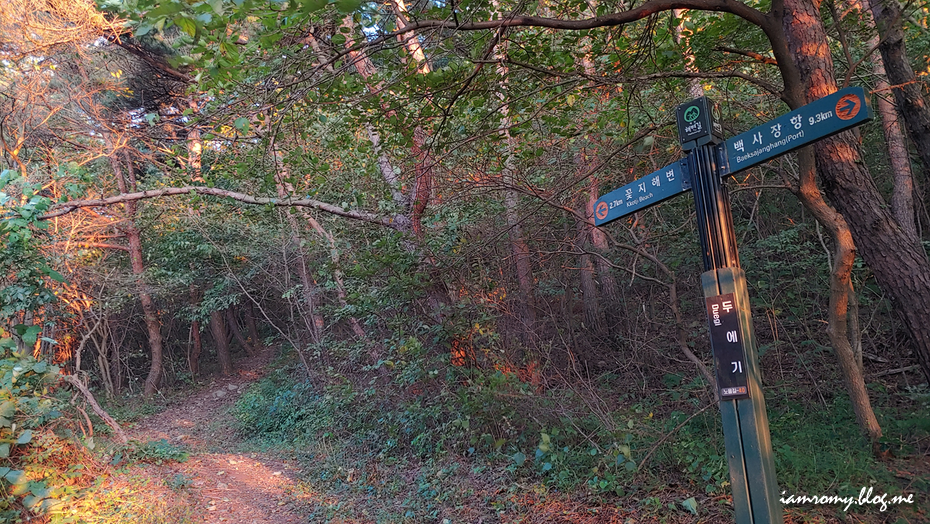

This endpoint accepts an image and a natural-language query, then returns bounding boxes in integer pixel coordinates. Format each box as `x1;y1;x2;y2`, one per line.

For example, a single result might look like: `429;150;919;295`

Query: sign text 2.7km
593;87;872;226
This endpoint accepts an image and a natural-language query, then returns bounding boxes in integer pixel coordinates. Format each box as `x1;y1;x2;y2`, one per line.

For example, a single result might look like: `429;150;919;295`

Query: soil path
127;350;307;524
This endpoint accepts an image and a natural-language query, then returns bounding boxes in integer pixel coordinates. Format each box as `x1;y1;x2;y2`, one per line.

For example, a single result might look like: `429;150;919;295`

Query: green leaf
0;400;15;419
335;0;361;12
207;0;225;15
511;452;526;466
33;361;47;373
234;117;249;132
302;0;328;12
22;325;41;345
173;15;198;37
0;444;9;458
330;34;346;46
44;268;67;283
134;22;154;37
3;468;23;483
681;496;699;515
17;429;33;445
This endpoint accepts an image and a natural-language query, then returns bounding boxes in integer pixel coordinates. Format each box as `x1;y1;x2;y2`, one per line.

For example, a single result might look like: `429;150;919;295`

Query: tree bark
869;0;930;181
244;301;264;352
791;149;882;441
226;307;255;357
575;212;602;335
209;309;234;375
781;0;930;384
109;149;165;397
850;1;918;240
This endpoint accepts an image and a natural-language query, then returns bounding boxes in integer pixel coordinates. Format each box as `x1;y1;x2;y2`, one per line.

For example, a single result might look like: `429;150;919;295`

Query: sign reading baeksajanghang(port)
593;161;688;227
719;86;872;176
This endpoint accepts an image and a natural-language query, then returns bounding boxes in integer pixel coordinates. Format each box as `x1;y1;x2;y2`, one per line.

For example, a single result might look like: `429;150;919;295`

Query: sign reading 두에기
705;293;750;399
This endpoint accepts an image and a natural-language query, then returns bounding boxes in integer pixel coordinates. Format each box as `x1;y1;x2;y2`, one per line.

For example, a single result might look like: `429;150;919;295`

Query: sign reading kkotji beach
593;87;873;524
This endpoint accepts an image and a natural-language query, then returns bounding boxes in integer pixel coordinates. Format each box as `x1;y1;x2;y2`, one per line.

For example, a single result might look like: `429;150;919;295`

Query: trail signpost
595;87;872;523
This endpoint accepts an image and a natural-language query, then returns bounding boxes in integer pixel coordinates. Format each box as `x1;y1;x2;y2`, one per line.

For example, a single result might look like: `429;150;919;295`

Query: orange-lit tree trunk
788;149;882;441
109;148;165;397
779;0;930;400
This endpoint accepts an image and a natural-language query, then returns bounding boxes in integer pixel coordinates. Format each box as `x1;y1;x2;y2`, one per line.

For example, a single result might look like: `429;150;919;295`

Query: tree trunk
672;9;705;99
870;0;930;181
576;219;602;335
305;215;367;339
792;149;882;441
226;307;255;357
244;301;264;352
109;149;165;397
209;310;234;375
781;0;930;384
849;1;918;240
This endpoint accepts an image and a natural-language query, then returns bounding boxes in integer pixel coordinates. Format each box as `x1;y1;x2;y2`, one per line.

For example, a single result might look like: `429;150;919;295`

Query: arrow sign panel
720;86;872;176
593;161;688;226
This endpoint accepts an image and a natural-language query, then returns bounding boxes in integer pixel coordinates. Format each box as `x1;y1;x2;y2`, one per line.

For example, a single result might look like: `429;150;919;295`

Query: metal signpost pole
592;87;872;523
677;98;780;524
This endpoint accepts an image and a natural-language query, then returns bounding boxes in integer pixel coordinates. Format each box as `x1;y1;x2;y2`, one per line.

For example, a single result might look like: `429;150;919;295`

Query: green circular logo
683;106;701;123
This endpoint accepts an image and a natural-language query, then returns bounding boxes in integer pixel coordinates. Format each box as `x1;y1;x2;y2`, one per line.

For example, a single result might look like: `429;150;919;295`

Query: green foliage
0;171;60;330
0;348;70;520
115;439;190;466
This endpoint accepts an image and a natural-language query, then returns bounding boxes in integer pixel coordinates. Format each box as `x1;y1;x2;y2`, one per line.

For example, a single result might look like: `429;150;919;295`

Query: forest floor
77;348;929;524
82;350;309;524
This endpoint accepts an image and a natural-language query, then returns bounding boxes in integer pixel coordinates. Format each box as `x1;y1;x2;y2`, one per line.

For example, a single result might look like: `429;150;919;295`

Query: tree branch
40;187;396;229
382;0;768;34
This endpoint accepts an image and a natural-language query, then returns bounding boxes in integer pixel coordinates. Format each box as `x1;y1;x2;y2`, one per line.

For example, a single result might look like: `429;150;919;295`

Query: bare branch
40;186;397;229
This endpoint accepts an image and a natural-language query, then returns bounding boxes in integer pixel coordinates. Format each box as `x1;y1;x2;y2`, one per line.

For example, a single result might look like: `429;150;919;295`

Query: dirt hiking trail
123;350;307;523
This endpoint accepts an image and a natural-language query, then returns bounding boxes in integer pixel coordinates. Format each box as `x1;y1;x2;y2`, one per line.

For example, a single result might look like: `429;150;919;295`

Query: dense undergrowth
229;346;930;523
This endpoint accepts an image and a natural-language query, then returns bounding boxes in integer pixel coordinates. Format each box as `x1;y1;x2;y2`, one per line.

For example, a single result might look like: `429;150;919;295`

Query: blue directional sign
593;161;688;226
719;86;872;176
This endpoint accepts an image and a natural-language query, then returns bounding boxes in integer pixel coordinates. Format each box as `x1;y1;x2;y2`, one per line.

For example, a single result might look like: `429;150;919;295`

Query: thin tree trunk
244;301;264;352
576;223;601;335
672;9;705;100
209;310;234;375
490;0;537;340
849;1;918;240
305;215;367;339
870;0;930;181
109;148;164;397
189;284;202;375
271;145;325;344
588;180;622;330
226;307;255;357
790;149;882;442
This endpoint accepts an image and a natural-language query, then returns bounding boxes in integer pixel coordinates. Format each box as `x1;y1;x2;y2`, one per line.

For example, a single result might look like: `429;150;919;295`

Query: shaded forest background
0;0;929;521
